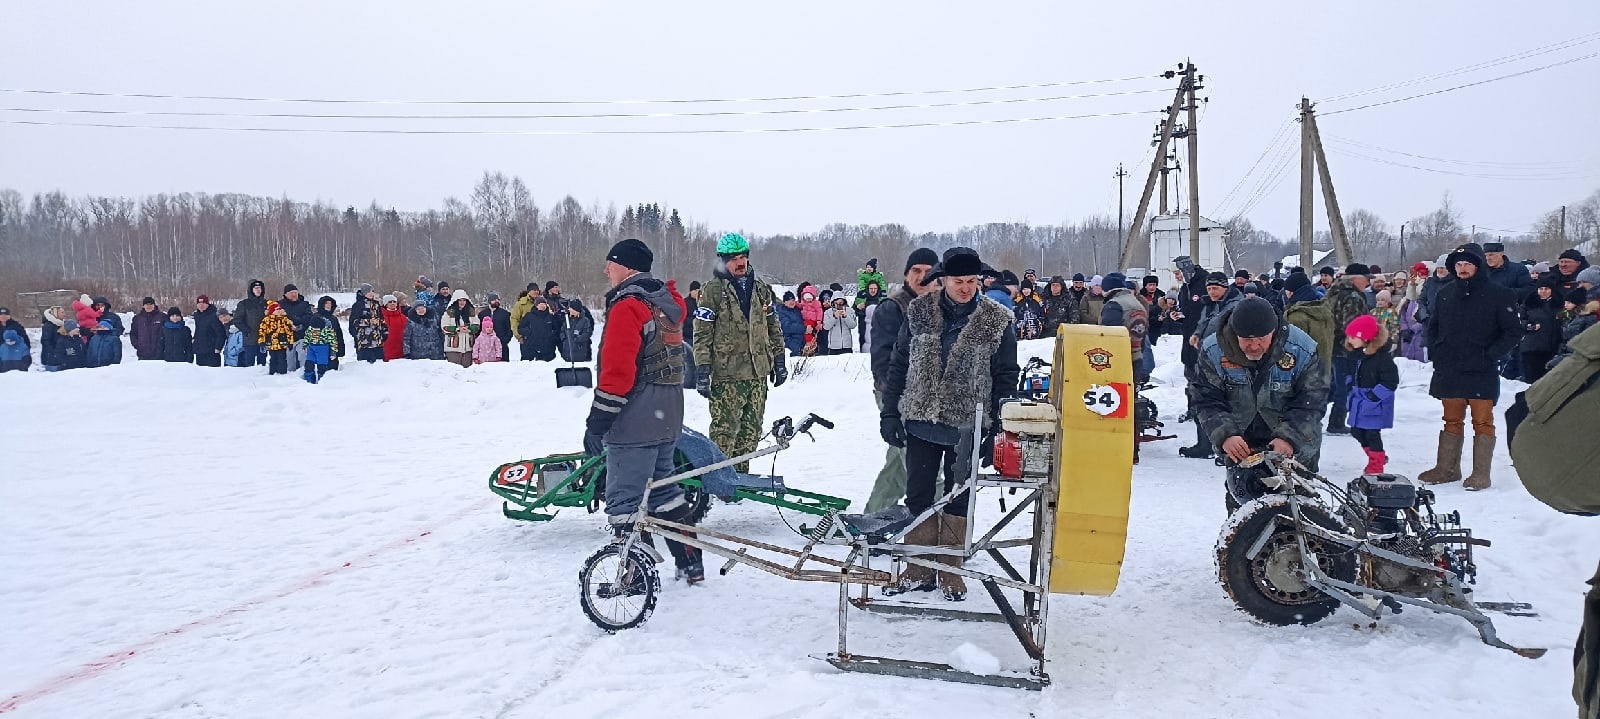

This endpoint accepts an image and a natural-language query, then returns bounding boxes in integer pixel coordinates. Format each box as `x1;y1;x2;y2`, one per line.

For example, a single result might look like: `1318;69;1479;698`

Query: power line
1325;146;1600;180
1321;31;1600;103
0;108;1159;136
0;74;1160;107
1321;52;1600;115
1323;134;1593;168
0;86;1169;122
1214;116;1295;214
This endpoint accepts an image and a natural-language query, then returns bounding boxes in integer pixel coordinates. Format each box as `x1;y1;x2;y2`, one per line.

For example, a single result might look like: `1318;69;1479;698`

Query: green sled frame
488;450;851;524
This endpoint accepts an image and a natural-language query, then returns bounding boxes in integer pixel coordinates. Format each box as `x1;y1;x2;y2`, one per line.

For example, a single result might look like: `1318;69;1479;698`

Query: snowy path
2;339;1592;718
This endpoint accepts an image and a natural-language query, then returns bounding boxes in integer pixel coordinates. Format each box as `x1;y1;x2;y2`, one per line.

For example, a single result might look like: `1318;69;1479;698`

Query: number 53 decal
1081;383;1131;419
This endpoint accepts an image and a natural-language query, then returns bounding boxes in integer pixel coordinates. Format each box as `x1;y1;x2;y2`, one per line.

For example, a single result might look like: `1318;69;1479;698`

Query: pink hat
1345;314;1380;342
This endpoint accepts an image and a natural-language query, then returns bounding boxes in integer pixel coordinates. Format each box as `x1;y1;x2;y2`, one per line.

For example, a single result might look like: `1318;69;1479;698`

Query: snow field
1;337;1593;718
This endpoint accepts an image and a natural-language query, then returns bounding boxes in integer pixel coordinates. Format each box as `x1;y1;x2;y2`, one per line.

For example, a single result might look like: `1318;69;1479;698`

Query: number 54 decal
1082;383;1131;419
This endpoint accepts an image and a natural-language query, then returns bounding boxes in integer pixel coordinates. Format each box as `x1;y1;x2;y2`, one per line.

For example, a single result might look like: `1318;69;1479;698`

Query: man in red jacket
585;238;704;583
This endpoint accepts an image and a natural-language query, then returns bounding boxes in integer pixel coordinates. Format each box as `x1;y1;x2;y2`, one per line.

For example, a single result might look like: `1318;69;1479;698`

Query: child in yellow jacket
258;301;295;375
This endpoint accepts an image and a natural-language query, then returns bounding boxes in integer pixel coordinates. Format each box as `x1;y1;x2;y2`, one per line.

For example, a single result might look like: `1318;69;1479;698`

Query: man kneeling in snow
1193;296;1328;470
585;238;705;584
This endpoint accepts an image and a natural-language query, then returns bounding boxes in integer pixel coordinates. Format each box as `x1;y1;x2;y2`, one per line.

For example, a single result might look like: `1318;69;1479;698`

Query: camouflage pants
866;391;907;512
710;378;768;473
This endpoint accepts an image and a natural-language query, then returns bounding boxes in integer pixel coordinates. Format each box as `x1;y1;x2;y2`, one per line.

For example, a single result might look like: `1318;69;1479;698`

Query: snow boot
1362;448;1387;475
1178;419;1215;459
884;517;938;596
1325;405;1351;436
1464;435;1495;491
936;513;968;602
652;500;705;584
1418;431;1464;485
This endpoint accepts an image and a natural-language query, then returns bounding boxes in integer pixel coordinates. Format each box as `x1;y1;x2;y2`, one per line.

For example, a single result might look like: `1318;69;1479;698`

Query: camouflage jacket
693;268;785;381
1326;277;1370;342
1195;306;1328;468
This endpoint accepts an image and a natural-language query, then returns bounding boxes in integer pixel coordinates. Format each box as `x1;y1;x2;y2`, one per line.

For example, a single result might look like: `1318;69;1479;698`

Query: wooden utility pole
1561;205;1568;245
1400;223;1407;263
1299;98;1315;270
1185;62;1202;261
1115;163;1128;242
1306;108;1352;266
1119;69;1190;270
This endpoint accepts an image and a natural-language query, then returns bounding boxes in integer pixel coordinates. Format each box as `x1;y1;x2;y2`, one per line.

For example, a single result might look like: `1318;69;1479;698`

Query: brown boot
1464;435;1495;491
884;517;938;595
936;513;968;602
1418;431;1464;485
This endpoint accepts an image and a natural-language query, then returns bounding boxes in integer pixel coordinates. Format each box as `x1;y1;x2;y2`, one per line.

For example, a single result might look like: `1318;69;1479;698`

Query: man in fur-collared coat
880;248;1020;602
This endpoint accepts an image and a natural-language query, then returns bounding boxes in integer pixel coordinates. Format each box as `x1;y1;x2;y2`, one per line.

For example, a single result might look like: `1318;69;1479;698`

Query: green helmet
717;233;750;256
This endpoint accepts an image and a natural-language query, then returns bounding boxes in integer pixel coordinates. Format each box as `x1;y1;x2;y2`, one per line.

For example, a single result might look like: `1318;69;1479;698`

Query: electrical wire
1320;52;1600;115
0;74;1160;107
1214;116;1295;215
1325;146;1600;180
0;86;1169;122
0;108;1159;136
1320;31;1600;103
1228;128;1301;220
1322;134;1592;169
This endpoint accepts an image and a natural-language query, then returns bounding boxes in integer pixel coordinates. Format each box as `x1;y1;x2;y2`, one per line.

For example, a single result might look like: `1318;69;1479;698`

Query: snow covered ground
2;336;1593;718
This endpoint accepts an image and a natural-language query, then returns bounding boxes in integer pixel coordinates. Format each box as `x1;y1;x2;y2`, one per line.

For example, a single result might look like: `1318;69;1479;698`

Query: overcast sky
3;1;1597;241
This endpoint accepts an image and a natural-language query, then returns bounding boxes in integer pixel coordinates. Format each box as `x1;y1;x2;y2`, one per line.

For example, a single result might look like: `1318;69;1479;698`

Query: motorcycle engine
1346;473;1418;536
993;401;1058;479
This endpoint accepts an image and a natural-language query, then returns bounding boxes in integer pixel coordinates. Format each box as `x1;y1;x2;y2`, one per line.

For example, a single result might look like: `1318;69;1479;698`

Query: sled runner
489;428;850;524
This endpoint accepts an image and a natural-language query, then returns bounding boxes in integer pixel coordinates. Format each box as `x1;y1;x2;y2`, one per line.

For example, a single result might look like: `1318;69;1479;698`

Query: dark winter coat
1139;288;1167;337
1553;305;1599;368
1195;308;1328;468
87;329;122;367
41;327;74;367
1061;287;1091;326
160;320;193;362
595;273;687;447
1039;281;1073;335
1;317;30;348
1013;295;1045;340
884;291;1020;439
278;294;315;340
130;308;165;360
559;300;595;363
1195;287;1242;345
192;305;226;358
1485;258;1534;298
234;281;269;345
1325;277;1370;344
1346;330;1399;431
315;298;347;358
1521;293;1564;355
684;294;699;346
1416;274;1449;324
1284;287;1335;371
488;305;513;347
47;330;85;369
774;303;806;356
1100;288;1149;369
518;301;560;361
1425;248;1523;401
403;307;445;360
868;286;915;392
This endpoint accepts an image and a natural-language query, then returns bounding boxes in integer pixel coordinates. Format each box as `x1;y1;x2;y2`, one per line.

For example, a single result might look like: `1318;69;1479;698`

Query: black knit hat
782;290;796;301
1206;271;1228;287
1319;266;1336;277
865;258;878;270
1561;248;1587;262
545;281;560;293
142;296;157;306
1283;271;1312;294
167;306;182;317
283;283;298;294
1101;272;1126;293
1230;297;1278;338
905;247;939;273
1234;269;1251;280
1344;263;1371;277
942;252;984;278
1568;287;1590;306
1143;275;1160;286
526;282;539;292
1072;272;1086;282
689;281;702;291
606;238;653;272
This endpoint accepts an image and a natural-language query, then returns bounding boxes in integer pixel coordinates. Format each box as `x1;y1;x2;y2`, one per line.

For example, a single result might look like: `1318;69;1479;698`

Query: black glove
979;431;995;468
695;365;712;398
879;416;905;448
770;353;788;387
585;404;616;444
583;431;605;458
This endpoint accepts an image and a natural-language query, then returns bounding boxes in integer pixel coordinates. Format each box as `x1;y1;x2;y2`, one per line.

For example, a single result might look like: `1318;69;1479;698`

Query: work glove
584;404;616;447
695;365;713;399
582;431;605;459
770;353;788;387
879;415;905;448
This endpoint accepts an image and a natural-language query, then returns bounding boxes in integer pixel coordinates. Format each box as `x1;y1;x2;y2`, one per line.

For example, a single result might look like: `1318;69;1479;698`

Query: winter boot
1178;419;1215;459
1418;431;1464;485
1362;448;1387;475
652;500;705;584
1326;404;1351;436
1464;435;1495;491
884;517;938;596
936;513;968;602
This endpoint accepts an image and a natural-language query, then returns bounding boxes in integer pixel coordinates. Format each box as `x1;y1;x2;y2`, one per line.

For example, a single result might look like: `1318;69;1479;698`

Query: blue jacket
0;330;28;363
224;328;245;367
984;288;1015;309
87;331;122;367
774;303;806;354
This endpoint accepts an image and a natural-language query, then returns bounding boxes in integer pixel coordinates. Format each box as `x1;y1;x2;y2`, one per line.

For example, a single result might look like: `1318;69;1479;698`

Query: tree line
2;171;1594;315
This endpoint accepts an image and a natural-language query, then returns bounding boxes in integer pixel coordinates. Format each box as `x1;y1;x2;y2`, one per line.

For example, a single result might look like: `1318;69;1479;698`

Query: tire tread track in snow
0;500;490;715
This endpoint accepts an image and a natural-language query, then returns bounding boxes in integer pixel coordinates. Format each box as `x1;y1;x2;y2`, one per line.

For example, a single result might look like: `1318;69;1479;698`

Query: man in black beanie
862;247;939;513
1194;296;1329;501
882;248;1019;601
587;237;705;582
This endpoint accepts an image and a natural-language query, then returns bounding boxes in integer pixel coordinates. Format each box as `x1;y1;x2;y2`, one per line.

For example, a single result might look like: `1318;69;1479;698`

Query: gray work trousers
604;441;687;521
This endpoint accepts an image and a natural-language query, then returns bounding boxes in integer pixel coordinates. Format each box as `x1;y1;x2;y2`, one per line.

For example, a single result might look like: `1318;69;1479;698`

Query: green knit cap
717;233;750;256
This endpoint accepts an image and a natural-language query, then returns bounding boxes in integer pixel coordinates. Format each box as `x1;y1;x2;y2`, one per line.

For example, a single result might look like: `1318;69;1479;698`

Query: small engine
1346;473;1419;536
1344;472;1479;593
993;400;1058;479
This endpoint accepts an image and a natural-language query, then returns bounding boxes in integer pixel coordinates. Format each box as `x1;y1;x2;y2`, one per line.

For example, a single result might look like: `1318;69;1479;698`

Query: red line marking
0;500;490;714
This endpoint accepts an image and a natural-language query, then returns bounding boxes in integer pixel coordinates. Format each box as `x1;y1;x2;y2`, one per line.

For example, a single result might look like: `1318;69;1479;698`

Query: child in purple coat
1397;296;1427;362
1344;314;1400;474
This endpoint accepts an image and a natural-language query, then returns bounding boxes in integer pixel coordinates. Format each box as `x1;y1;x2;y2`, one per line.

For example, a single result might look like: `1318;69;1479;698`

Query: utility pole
1299;98;1315;270
1119;67;1190;270
1158;152;1177;214
1115;163;1128;243
1561;205;1568;245
1185;62;1203;262
1400;223;1406;263
1305;106;1351;266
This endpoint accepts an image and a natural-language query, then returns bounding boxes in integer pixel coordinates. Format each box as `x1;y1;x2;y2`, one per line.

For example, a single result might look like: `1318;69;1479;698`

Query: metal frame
612;407;1061;690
